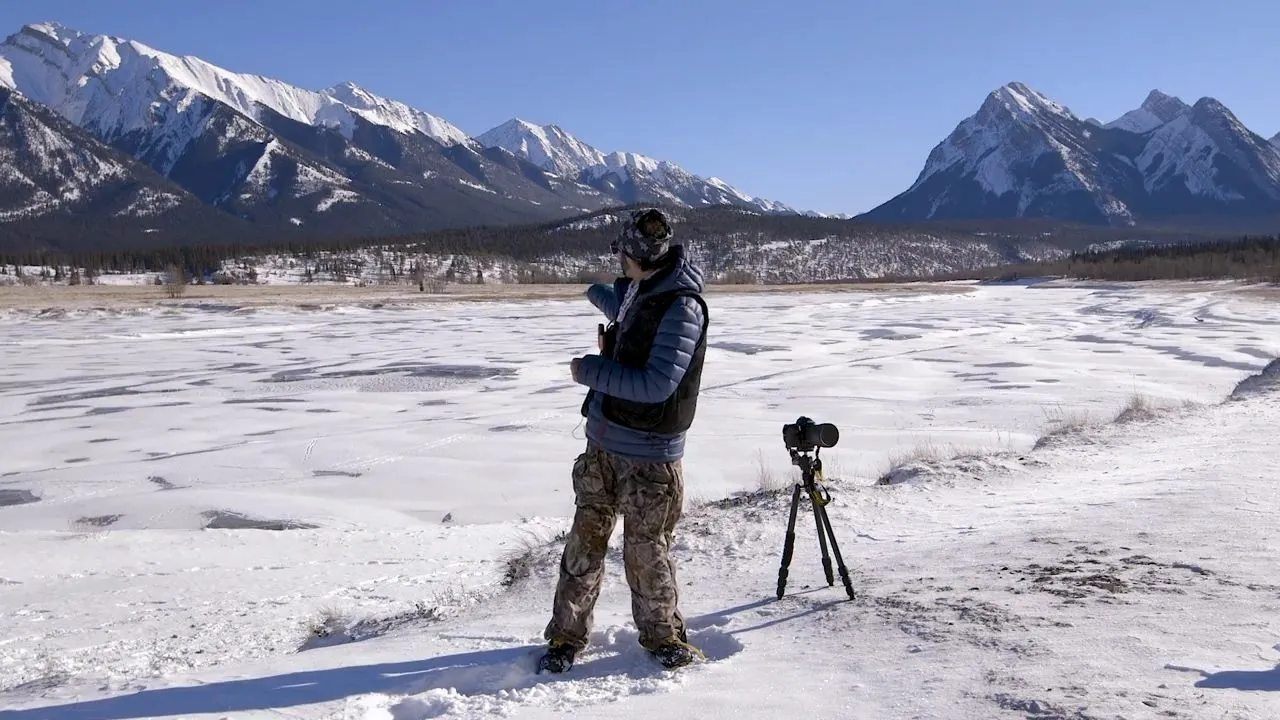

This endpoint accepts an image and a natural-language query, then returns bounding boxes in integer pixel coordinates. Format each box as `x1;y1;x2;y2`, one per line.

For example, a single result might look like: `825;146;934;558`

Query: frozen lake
1;281;1278;719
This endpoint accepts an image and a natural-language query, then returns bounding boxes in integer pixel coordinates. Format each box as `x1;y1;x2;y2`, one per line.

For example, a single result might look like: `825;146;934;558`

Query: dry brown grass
1035;394;1202;450
875;438;998;484
1033;406;1106;450
1113;392;1156;424
754;449;798;492
501;528;569;588
0;280;972;312
303;604;352;642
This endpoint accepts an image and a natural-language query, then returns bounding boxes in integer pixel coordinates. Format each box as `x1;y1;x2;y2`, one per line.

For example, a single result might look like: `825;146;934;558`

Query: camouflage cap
611;208;673;262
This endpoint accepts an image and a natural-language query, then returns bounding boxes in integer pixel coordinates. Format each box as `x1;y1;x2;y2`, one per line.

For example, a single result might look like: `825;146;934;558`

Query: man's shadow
0;596;834;720
2;647;540;720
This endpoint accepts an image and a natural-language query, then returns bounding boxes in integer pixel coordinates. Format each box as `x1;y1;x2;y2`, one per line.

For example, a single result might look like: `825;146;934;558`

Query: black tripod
776;446;856;600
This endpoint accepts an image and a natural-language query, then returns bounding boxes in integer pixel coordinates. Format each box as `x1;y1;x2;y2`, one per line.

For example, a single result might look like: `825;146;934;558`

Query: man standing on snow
539;207;709;673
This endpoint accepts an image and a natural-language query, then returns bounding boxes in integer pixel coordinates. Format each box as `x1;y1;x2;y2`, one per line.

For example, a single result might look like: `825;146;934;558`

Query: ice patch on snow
0;489;40;507
201;510;319;531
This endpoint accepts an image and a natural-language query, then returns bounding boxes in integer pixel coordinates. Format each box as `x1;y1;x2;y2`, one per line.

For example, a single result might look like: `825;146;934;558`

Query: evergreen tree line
0;201;1263;281
918;235;1280;283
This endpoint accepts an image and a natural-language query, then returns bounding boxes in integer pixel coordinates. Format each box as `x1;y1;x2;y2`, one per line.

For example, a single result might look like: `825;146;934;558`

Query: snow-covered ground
0;282;1277;719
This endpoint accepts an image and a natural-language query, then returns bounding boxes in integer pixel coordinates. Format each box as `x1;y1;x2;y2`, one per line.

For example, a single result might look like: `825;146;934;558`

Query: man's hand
597;325;604;351
570;357;583;382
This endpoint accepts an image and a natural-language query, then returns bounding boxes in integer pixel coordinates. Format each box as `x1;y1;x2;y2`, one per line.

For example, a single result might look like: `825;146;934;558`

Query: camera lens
813;423;839;448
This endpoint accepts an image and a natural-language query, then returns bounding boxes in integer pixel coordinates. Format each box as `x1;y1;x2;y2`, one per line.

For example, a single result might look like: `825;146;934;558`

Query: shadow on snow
1194;665;1280;692
0;598;847;719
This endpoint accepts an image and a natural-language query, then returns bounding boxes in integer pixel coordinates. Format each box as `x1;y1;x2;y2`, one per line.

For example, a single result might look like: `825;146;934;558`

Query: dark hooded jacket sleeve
573;296;705;403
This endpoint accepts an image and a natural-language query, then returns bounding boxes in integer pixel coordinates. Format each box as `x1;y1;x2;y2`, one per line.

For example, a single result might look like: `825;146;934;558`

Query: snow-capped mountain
0;85;247;251
864;82;1280;226
0;21;624;240
1269;132;1280;151
0;22;809;248
863;83;1138;225
477;118;798;214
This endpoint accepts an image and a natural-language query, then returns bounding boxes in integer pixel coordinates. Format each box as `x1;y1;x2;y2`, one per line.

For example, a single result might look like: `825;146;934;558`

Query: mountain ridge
474;117;800;215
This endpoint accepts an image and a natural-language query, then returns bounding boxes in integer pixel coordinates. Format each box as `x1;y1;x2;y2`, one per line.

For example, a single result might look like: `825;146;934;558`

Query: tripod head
788;444;820;478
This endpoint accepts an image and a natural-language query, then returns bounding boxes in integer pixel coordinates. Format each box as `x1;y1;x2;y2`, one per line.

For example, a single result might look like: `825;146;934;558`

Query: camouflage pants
544;444;686;651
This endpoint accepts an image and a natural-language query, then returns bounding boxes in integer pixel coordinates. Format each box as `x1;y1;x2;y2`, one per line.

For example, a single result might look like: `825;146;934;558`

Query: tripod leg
776;484;802;599
817;503;856;599
810;495;834;586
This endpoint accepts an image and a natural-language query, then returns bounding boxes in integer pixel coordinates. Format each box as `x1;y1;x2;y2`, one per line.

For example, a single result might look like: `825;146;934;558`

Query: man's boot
651;641;697;669
537;642;577;674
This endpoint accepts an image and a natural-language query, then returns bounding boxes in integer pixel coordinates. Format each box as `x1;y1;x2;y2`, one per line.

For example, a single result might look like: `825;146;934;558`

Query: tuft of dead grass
1035;393;1202;451
501;528;569;588
1114;392;1157;424
876;439;999;485
754;450;797;492
1034;405;1107;450
301;604;353;648
297;594;463;652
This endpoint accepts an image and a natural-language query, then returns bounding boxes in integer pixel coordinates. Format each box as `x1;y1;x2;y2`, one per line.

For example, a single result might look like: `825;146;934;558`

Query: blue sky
3;0;1278;215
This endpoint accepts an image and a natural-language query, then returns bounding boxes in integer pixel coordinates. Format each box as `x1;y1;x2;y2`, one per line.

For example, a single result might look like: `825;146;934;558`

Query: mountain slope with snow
1132;98;1280;212
865;82;1280;226
0;85;131;220
0;86;250;251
